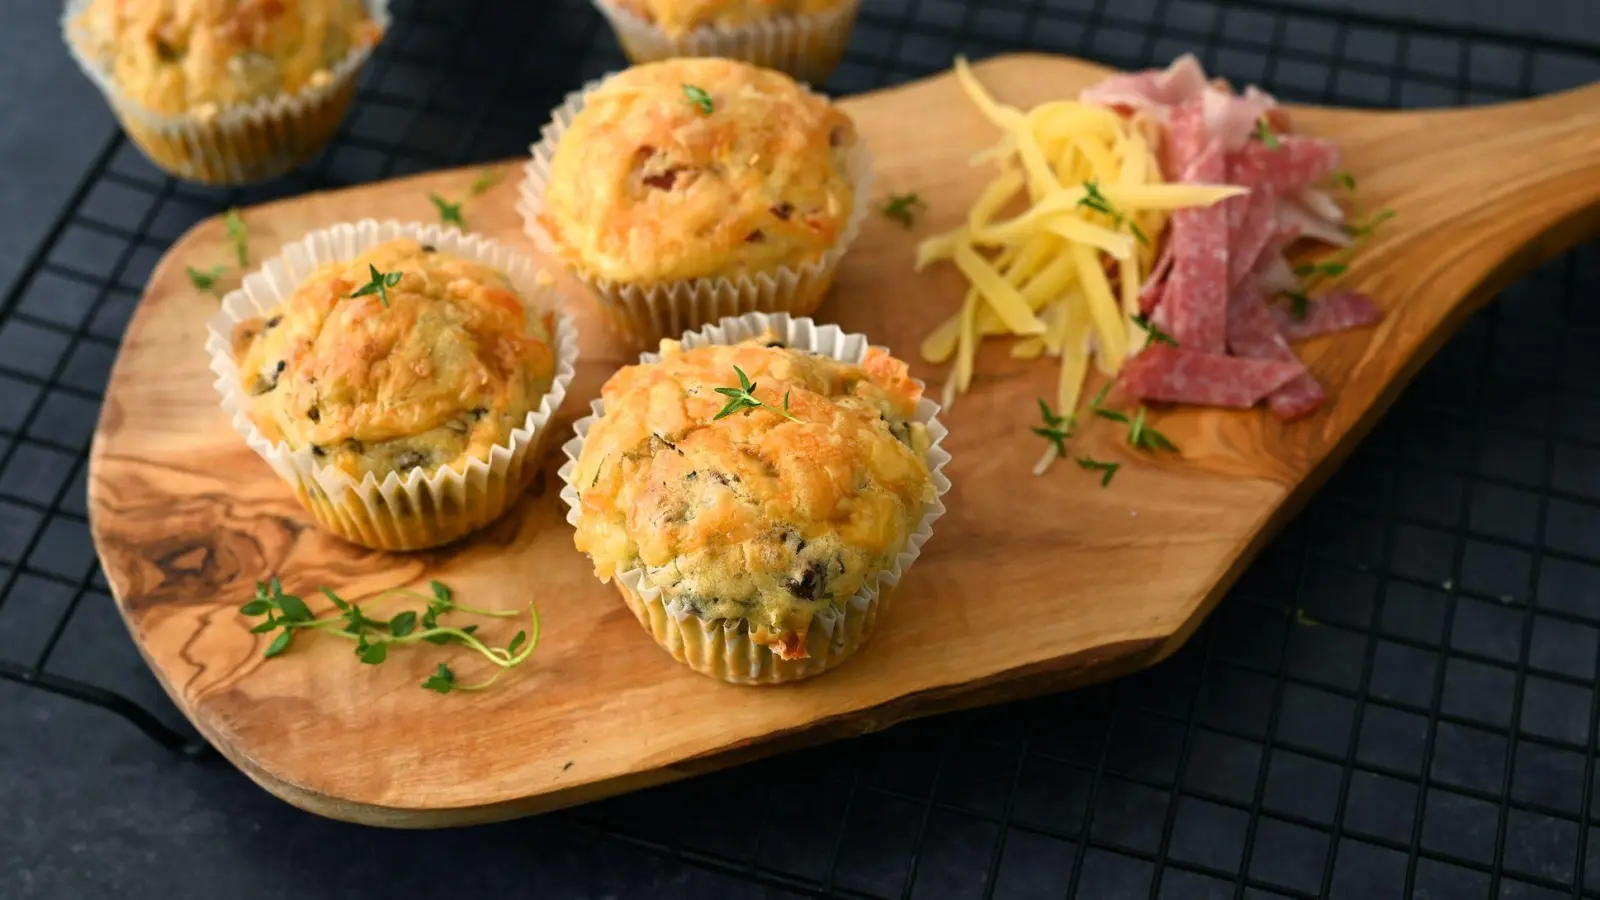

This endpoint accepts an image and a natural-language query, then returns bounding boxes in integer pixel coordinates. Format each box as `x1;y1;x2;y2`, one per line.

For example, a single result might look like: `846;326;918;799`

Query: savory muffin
611;0;848;38
569;333;936;682
65;0;386;183
225;235;563;549
590;0;861;84
526;58;868;347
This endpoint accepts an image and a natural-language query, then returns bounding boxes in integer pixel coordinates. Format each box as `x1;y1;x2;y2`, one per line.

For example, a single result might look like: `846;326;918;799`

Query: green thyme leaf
1076;456;1121;487
389;611;417;637
1289;291;1310;321
349;264;402;307
683;84;713;114
276;593;313;622
320;586;350;611
1255;118;1280;149
187;265;227;294
429;193;466;229
1131;313;1178;348
240;599;270;616
468;169;503;195
421;663;456;694
882;192;927;228
263;630;292;658
224;208;248;267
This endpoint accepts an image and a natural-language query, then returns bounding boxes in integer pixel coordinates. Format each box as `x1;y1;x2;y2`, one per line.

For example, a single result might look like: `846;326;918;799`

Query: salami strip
1164;100;1208;180
1228;184;1278;287
1079;53;1209;114
1230;135;1341;193
1138;242;1175;314
1270;291;1383;342
1117;345;1304;409
1202;89;1278;151
1163;142;1229;353
1226;284;1326;420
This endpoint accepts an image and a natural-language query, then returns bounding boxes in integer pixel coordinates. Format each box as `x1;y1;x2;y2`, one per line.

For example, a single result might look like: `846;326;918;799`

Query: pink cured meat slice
1079;54;1209;114
1230;136;1341;193
1202;88;1279;152
1138;243;1176;314
1270;291;1383;342
1226;283;1326;420
1164;100;1208;180
1162;141;1229;353
1117;345;1305;409
1228;183;1278;287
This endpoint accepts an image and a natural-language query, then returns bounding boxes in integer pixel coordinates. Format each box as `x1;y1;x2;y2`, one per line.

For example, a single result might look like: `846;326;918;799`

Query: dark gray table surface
3;2;1599;899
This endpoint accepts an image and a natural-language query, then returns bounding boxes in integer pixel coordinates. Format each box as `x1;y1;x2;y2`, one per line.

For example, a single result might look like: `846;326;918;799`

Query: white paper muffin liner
589;0;861;84
205;220;580;552
62;0;389;185
558;312;952;684
517;73;875;350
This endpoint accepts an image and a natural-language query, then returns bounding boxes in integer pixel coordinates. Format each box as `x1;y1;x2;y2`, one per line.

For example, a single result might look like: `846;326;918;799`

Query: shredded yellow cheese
919;56;1242;454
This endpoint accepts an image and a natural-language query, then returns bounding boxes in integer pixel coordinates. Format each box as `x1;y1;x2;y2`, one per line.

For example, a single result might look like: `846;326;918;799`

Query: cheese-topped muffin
611;0;848;38
71;0;381;118
538;58;860;288
589;0;861;86
571;335;933;668
64;0;385;184
230;238;558;486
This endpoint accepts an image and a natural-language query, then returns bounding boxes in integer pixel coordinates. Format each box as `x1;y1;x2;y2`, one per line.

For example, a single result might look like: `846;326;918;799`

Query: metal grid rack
5;0;1600;896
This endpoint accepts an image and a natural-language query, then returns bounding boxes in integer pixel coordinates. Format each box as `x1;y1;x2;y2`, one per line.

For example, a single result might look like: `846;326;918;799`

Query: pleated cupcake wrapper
204;220;580;552
62;0;389;185
588;0;861;84
557;312;952;684
517;75;875;350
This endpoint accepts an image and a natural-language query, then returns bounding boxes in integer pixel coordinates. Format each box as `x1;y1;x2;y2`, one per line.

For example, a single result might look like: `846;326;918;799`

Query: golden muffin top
70;0;383;118
571;336;933;660
612;0;849;37
230;238;558;484
540;58;859;285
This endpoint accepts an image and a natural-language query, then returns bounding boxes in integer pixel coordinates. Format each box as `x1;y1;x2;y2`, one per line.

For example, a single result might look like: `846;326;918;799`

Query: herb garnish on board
241;577;539;694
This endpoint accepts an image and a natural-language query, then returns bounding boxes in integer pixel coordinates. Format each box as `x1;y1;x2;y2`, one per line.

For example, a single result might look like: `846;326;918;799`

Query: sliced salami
1202;89;1278;151
1270;291;1383;342
1276;193;1354;248
1138;242;1176;314
1163;141;1229;353
1226;283;1326;420
1079;54;1209;114
1229;135;1340;193
1164;100;1208;180
1228;184;1278;287
1116;345;1304;409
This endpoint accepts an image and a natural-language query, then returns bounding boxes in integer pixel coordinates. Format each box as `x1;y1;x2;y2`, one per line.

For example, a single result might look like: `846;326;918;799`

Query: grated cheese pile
917;57;1245;467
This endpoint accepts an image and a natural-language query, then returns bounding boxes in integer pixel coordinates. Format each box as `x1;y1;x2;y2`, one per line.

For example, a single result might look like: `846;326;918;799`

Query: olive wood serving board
89;53;1600;826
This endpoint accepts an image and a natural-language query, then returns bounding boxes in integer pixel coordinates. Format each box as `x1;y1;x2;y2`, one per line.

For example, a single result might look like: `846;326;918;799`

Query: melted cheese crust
613;0;847;37
71;0;382;117
230;238;557;483
572;337;933;659
540;58;858;285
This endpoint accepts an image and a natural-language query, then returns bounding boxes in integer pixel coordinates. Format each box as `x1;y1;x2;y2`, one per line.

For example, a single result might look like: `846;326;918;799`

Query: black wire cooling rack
5;0;1600;896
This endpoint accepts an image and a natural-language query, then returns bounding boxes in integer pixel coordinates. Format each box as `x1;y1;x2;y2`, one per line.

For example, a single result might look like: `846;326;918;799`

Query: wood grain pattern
89;54;1600;826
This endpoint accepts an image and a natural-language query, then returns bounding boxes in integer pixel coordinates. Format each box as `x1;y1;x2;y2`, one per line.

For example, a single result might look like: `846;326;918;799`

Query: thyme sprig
882;192;927;228
350;264;403;306
1030;399;1073;457
713;366;800;422
429;193;466;229
1079;179;1150;246
684;84;714;114
242;577;539;694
